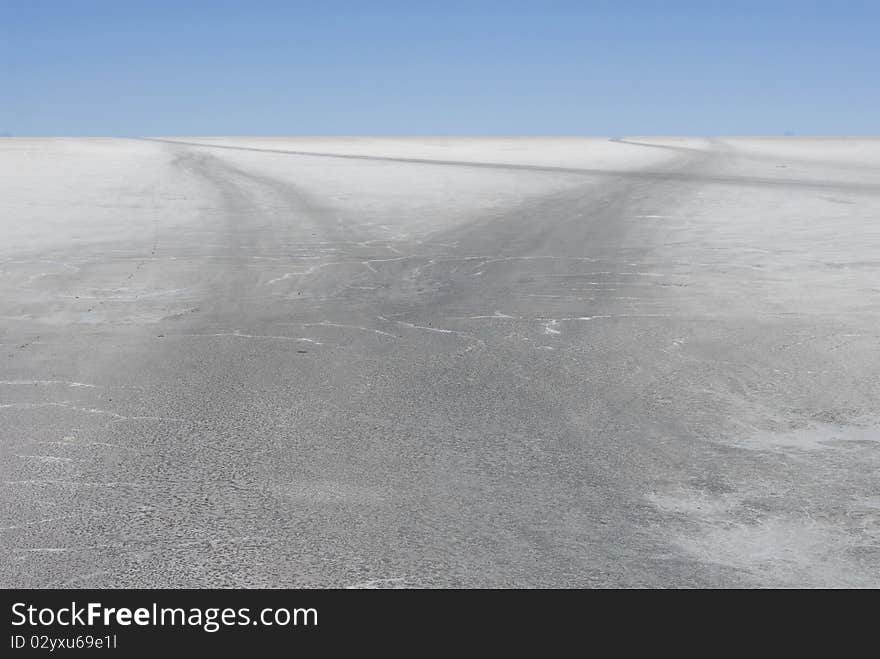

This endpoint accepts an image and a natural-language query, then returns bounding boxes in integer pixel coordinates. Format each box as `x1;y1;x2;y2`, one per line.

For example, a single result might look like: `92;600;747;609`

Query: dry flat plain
1;136;879;587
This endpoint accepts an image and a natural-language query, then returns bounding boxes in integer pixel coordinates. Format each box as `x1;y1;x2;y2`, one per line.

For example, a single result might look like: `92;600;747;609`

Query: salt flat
1;136;879;587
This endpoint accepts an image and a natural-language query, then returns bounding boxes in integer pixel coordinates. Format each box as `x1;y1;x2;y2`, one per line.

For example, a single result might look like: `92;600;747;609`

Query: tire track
143;137;880;194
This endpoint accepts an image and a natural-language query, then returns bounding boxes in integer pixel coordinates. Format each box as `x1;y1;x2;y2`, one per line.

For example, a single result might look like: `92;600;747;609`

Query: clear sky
2;0;877;136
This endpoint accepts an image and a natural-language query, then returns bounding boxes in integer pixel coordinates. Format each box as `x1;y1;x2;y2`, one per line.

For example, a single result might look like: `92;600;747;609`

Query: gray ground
1;136;879;588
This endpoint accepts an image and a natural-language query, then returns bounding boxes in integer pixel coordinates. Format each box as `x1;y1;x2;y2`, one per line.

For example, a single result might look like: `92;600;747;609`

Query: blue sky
1;1;877;136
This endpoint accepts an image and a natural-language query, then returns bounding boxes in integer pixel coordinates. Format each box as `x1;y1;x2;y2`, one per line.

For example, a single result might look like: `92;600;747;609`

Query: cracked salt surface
3;136;880;588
